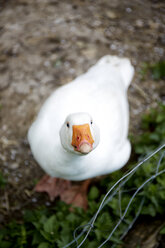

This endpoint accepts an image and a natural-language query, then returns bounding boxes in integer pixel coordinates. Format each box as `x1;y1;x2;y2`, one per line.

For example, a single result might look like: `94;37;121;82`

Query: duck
28;55;134;209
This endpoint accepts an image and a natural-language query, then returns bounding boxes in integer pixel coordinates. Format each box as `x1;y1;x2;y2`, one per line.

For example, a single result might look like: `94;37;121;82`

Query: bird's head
60;113;100;155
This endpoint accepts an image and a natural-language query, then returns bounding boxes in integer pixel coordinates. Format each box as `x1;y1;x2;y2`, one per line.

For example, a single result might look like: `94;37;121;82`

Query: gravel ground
0;0;164;246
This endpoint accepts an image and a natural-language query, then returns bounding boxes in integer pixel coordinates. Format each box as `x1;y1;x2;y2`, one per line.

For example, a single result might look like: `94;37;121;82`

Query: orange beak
72;124;94;154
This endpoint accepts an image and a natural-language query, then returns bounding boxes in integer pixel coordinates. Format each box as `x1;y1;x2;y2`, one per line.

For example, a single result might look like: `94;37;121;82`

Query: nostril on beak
77;136;80;141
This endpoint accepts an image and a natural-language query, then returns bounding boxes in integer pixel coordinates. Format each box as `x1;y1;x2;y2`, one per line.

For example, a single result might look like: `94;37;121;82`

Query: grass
140;61;165;80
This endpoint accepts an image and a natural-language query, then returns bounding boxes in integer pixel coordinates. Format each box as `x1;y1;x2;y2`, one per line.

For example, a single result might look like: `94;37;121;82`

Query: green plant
160;225;165;235
140;61;165;80
131;103;165;155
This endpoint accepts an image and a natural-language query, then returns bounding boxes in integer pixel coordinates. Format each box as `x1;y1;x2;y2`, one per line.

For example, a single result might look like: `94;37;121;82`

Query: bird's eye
66;122;70;128
91;120;93;125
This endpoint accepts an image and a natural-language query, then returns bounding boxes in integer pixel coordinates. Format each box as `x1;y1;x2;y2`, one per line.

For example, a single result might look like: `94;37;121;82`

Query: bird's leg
61;179;91;210
34;175;91;210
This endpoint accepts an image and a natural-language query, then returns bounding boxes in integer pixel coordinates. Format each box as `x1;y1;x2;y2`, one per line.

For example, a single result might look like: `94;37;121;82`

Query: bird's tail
97;55;134;88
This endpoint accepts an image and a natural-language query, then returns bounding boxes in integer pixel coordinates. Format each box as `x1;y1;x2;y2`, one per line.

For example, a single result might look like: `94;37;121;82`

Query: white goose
28;55;134;208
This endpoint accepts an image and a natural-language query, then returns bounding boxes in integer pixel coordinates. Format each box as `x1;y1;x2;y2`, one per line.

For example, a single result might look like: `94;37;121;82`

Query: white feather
28;55;134;180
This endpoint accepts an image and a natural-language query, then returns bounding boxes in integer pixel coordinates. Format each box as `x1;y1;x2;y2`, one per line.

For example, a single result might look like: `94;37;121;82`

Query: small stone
45;201;51;206
82;47;97;59
154;47;164;56
106;10;117;19
10;163;19;169
24;160;29;166
0;74;9;90
135;19;144;28
44;61;51;67
76;41;84;48
126;7;132;13
93;20;101;26
69;68;75;74
5;23;22;31
110;44;117;50
41;75;54;84
0;136;18;148
148;20;159;29
15;177;19;182
2;125;8;132
64;61;70;68
0;154;6;161
32;197;37;203
18;173;22;178
10;149;17;160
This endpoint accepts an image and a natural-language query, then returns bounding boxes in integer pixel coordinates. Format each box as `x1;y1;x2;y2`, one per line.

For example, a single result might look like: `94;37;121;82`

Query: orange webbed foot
35;175;91;210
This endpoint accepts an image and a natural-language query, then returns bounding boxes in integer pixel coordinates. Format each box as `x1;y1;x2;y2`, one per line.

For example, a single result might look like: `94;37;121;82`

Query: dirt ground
0;0;165;246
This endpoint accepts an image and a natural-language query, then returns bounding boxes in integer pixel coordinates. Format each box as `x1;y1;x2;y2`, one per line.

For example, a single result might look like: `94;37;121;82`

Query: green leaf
32;232;45;245
160;226;165;234
142;204;156;217
151;61;165;80
43;215;57;234
40;230;52;242
56;235;70;247
86;241;100;248
139;61;165;80
88;186;99;200
95;229;103;241
38;242;50;248
0;241;12;248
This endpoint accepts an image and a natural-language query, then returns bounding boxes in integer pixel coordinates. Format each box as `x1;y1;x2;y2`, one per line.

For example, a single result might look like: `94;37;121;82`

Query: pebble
24;160;29;166
110;44;117;50
32;197;37;203
154;47;164;56
10;163;19;169
14;177;19;182
0;154;6;161
93;20;102;27
64;61;70;68
44;60;51;67
0;74;9;90
69;68;75;74
10;149;17;160
126;7;132;13
148;20;159;29
0;136;18;148
81;47;97;59
106;10;117;19
45;201;51;206
135;19;144;28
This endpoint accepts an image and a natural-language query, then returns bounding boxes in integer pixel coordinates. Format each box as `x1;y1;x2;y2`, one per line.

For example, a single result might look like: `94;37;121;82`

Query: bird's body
28;55;134;182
